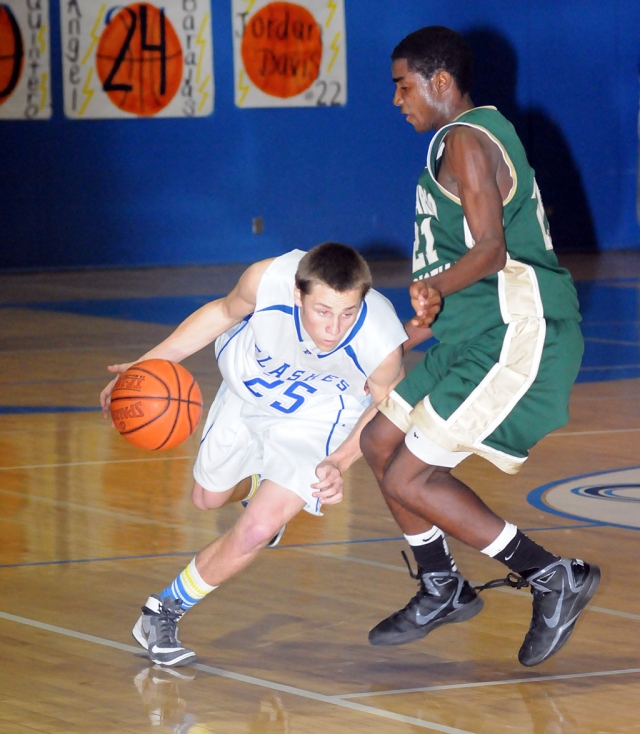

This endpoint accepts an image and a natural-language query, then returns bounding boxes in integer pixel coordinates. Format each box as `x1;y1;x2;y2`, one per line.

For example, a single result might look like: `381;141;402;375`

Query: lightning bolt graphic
78;67;95;116
327;31;341;74
39;73;48;111
82;5;106;66
244;0;257;14
37;25;48;111
198;75;211;113
195;13;209;84
237;69;250;106
325;0;337;28
37;24;46;53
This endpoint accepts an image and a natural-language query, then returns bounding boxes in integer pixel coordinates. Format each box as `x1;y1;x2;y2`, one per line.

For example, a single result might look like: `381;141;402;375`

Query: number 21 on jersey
414;185;439;270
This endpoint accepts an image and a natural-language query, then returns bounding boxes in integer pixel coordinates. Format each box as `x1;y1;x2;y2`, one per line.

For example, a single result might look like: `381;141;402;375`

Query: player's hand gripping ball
110;360;203;450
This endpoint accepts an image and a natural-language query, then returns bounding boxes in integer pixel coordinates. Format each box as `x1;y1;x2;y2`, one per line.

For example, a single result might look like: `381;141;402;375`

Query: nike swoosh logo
543;579;565;628
504;540;521;561
415;602;448;625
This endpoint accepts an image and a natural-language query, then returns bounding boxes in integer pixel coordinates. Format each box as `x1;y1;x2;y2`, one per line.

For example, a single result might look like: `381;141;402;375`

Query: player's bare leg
360;411;405;483
194;480;304;586
362;412;502;542
362;414;445;535
361;419;485;645
133;480;305;666
361;416;599;664
381;443;505;547
191;477;252;510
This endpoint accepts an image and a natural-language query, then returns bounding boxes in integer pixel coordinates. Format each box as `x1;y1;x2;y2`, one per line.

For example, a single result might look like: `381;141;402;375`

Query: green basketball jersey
413;106;581;344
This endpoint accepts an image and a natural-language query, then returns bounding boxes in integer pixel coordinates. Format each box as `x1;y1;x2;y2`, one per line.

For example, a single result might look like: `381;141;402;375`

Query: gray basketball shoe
132;594;197;667
518;558;600;667
369;563;484;647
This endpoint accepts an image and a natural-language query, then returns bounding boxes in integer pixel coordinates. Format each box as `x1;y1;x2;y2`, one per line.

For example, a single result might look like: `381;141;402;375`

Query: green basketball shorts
378;318;583;474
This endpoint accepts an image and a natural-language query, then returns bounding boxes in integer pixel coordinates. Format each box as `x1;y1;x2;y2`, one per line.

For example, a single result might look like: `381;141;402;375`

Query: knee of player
361;415;401;469
379;470;404;502
381;459;441;501
360;416;385;463
241;517;283;551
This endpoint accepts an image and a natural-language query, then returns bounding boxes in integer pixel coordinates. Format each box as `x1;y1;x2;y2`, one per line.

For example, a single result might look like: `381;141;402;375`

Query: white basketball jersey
215;250;407;417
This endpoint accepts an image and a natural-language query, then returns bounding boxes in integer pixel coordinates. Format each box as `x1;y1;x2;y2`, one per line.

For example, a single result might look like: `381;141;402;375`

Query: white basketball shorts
193;382;364;515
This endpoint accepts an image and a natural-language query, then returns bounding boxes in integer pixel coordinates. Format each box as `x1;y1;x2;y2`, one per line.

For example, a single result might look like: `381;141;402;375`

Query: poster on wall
231;0;346;108
60;1;214;119
0;0;51;120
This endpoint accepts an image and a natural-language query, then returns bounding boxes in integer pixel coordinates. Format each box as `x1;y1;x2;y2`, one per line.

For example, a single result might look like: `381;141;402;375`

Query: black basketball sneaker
518;558;600;667
369;559;484;647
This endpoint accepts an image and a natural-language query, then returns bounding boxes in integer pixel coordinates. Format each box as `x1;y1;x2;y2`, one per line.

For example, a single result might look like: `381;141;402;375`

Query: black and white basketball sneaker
132;594;197;667
368;559;484;647
518;558;600;667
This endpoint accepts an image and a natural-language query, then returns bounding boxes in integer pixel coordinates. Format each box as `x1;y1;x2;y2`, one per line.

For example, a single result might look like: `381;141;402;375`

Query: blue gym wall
2;1;640;270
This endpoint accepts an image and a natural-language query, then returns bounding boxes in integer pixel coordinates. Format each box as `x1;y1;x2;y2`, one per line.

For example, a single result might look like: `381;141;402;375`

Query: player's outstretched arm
135;258;272;363
99;258;274;418
311;347;405;505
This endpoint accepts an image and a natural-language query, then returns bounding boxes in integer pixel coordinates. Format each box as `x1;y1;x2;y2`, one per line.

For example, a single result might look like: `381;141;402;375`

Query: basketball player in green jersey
360;26;600;667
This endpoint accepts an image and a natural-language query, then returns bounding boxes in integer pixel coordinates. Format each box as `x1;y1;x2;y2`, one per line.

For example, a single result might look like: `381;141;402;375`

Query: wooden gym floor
0;252;639;733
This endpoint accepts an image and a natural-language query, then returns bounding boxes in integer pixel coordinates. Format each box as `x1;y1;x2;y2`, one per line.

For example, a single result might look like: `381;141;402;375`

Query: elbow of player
489;243;507;273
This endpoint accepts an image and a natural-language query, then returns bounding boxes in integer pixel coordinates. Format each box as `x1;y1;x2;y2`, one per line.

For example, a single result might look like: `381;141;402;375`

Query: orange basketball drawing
0;4;24;106
241;2;322;98
96;2;183;117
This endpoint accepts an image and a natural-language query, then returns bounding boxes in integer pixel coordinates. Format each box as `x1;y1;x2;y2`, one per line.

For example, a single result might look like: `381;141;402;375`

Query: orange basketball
96;2;183;117
110;359;203;450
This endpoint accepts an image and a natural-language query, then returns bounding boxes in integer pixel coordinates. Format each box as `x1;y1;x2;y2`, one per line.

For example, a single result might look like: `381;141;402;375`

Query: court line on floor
0;487;217;535
0;455;196;471
289;549;640;622
1;438;638;472
0;551;197;569
0;377;114;386
0;522;603;569
337;667;640;699
7;544;635;622
0;610;475;734
0;520;607;566
0;343;160;355
0;406;102;414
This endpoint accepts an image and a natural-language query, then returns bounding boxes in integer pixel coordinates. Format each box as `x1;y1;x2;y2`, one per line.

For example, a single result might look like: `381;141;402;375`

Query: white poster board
0;0;51;119
60;0;214;119
231;0;346;108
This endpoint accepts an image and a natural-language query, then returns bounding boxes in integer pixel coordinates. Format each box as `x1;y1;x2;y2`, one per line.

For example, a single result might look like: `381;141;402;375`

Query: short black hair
295;242;371;299
392;26;473;96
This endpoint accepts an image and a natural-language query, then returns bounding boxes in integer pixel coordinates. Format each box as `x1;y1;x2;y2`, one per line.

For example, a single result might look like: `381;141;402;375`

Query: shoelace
474;572;530;593
391;551;432;614
155;602;184;647
400;551;534;597
400;550;420;579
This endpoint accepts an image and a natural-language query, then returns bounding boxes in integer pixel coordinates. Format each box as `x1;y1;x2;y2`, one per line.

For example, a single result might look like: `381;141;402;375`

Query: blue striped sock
161;558;217;611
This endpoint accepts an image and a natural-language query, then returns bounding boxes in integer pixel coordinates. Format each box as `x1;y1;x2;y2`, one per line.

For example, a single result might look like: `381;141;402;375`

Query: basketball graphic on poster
0;3;24;106
241;2;322;99
95;2;183;117
232;0;346;109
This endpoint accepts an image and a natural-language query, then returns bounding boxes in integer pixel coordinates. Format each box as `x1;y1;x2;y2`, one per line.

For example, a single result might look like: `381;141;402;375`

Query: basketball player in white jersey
100;242;410;666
